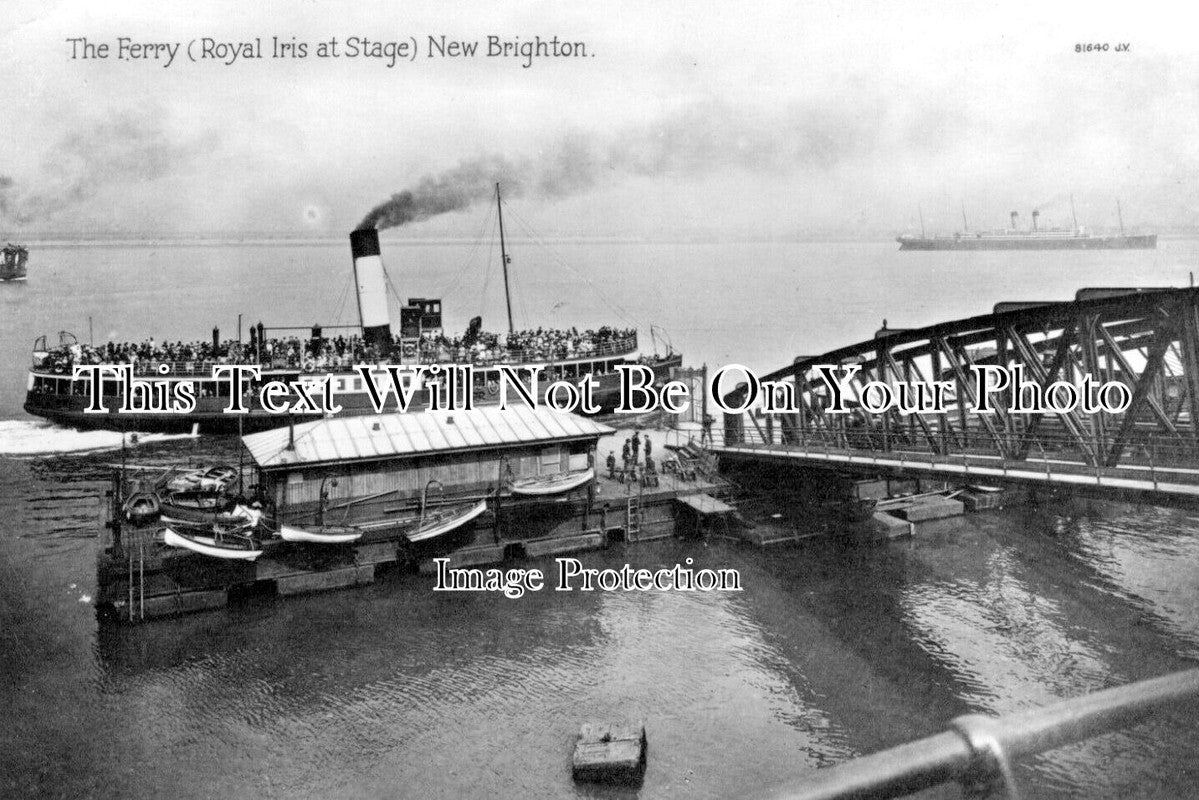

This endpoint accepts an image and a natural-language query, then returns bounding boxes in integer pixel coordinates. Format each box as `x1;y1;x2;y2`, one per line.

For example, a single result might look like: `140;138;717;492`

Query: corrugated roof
243;407;615;470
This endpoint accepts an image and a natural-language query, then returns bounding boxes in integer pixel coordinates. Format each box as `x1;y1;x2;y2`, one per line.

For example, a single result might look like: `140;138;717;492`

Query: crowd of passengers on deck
35;326;639;373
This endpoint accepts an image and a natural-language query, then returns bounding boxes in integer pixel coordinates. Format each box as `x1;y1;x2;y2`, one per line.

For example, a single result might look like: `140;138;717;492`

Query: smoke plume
1031;192;1078;216
358;98;880;231
357;154;526;231
0;108;214;226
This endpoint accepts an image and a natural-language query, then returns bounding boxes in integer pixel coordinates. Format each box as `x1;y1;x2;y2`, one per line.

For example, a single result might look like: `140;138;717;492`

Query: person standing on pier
622;439;632;473
632;430;642;463
606;451;617;479
644;435;652;464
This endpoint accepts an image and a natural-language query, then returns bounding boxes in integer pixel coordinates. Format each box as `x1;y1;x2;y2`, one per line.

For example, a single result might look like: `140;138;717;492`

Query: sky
0;0;1196;239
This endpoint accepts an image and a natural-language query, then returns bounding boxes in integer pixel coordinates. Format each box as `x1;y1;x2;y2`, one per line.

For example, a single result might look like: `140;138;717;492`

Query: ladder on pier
625;494;642;542
126;526;146;622
111;463;146;622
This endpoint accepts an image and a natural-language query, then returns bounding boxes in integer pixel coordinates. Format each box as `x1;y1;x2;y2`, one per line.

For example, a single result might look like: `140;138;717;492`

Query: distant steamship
898;202;1157;251
24;187;681;433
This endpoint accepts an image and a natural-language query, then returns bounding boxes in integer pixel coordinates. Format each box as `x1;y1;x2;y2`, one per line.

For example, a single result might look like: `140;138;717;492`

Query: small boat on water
510;467;595;496
1;243;28;281
162;523;263;561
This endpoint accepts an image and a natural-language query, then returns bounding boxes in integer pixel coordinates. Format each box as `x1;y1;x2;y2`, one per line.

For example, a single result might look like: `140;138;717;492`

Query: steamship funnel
350;228;392;351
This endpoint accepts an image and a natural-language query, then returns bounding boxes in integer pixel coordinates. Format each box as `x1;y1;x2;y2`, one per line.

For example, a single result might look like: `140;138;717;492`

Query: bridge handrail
753;668;1199;800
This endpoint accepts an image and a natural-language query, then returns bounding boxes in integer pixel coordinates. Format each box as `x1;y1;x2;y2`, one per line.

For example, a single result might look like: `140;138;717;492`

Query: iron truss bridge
710;287;1199;502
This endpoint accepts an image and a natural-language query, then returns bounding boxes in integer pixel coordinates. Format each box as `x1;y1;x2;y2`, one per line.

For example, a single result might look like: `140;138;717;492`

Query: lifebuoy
303;359;316;373
402;343;416;359
485;379;499;397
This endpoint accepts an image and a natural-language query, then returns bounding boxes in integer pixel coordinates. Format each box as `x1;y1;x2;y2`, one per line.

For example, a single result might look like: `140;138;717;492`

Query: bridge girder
724;287;1199;469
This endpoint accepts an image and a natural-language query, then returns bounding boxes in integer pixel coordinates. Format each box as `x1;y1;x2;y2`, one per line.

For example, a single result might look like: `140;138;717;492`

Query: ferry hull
23;354;683;434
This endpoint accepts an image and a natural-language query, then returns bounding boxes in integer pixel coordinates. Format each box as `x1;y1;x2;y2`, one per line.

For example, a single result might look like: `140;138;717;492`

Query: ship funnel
1010;211;1019;230
349;228;393;351
1032;210;1040;231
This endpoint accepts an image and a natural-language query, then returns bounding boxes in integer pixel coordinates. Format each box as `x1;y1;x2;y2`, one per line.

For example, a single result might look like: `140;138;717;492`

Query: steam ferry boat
24;189;681;433
1;242;28;280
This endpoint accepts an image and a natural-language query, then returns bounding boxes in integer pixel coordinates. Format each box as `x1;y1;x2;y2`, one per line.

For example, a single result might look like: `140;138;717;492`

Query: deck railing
753;669;1199;800
32;335;640;377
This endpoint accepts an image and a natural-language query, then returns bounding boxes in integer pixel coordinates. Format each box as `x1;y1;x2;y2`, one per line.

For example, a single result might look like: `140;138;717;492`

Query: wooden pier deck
98;465;732;623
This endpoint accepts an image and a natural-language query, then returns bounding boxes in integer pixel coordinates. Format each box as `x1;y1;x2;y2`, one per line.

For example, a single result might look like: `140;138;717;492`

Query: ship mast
1116;199;1125;235
918;205;925;238
496;182;515;336
1070;194;1079;231
961;203;968;232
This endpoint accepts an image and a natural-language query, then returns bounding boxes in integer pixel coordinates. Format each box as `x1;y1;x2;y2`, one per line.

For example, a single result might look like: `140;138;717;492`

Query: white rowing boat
510;468;594;497
406;499;488;543
278;524;363;544
162;526;263;561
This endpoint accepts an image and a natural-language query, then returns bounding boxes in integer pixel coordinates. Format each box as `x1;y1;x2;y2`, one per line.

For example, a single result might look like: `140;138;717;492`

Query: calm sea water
2;236;1199;798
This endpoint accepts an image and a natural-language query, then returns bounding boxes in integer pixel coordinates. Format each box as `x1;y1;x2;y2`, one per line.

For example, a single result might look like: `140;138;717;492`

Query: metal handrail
754;668;1199;800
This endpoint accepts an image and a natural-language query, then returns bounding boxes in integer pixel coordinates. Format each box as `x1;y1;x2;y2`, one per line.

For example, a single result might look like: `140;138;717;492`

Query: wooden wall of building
265;439;594;525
